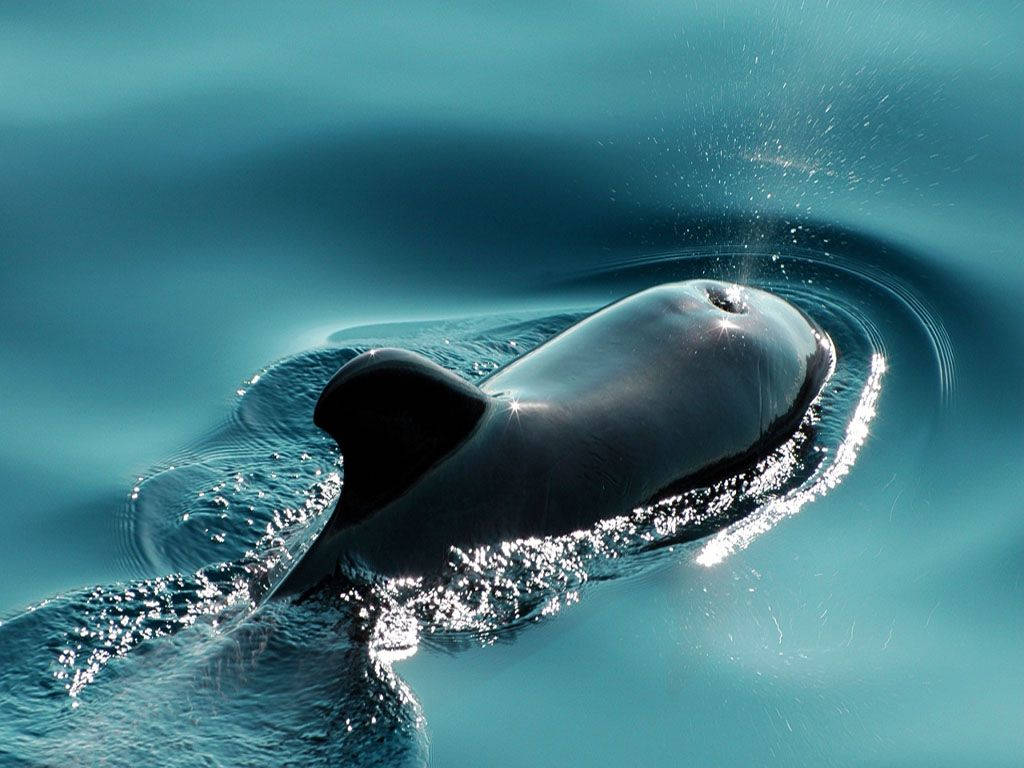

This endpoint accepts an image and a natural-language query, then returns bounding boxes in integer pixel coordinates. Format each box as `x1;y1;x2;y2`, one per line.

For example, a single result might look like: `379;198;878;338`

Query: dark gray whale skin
278;280;834;594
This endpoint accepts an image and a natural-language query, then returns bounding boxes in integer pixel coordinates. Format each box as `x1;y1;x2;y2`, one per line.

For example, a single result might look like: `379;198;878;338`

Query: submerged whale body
279;280;834;594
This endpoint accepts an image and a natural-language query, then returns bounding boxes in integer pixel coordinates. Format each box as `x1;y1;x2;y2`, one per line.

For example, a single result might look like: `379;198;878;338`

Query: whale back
313;348;488;529
278;281;835;593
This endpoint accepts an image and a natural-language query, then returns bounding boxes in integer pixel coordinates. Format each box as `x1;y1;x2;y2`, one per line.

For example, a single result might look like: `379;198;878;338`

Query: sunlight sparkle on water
695;353;886;567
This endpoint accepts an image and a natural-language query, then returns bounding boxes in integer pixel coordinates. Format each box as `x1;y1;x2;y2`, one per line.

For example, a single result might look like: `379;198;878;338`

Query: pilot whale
278;280;834;594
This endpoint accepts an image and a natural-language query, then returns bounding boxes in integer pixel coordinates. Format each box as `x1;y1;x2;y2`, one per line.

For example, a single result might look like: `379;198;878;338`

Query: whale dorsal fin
313;348;488;527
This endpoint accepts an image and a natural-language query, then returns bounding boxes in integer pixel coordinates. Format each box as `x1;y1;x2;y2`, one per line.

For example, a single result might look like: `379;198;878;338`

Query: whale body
279;280;834;594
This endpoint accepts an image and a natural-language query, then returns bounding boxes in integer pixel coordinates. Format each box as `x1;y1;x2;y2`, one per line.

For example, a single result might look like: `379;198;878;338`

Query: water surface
1;2;1021;766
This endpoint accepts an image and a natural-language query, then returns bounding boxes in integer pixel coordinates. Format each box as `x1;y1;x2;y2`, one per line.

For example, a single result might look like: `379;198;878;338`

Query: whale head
647;279;834;404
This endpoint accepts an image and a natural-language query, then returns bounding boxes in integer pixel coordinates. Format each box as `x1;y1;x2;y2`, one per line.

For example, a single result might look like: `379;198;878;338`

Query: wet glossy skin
280;280;834;592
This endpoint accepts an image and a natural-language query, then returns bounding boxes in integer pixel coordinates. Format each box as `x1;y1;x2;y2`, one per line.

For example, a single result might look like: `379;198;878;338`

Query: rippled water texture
1;3;1021;767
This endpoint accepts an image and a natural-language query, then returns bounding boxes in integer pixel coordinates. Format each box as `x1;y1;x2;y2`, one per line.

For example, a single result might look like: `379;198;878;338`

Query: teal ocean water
1;3;1021;766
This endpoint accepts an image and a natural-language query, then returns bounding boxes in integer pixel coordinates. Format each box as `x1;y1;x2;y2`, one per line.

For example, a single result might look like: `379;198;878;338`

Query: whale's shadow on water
0;216;957;767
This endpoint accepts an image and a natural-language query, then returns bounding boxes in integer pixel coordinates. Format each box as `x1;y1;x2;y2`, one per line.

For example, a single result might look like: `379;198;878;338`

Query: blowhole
706;286;748;314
